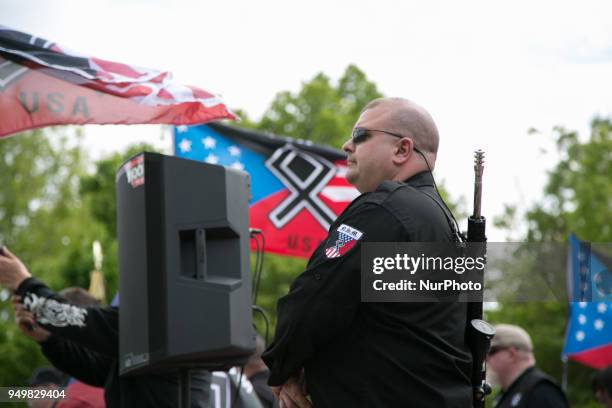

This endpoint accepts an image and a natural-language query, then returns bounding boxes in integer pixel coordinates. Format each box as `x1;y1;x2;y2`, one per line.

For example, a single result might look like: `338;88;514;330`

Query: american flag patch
324;224;363;258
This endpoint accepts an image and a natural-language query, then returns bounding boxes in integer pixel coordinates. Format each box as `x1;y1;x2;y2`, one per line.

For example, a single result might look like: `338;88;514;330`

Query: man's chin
345;170;357;184
486;370;500;388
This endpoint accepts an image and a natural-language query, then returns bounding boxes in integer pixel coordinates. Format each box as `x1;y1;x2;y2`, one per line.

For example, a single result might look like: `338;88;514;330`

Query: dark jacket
16;277;211;408
493;367;569;408
262;171;472;407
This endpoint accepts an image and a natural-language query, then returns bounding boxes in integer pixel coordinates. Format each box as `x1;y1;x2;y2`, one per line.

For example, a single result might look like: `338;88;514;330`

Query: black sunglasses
351;127;425;155
351;127;405;144
487;346;508;357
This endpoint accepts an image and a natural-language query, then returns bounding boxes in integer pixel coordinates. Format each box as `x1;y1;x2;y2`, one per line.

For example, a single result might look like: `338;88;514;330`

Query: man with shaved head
263;98;471;407
344;97;440;193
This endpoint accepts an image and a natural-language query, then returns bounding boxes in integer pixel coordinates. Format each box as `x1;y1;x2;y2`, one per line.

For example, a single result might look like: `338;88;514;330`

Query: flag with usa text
562;234;612;369
173;123;359;258
0;26;235;138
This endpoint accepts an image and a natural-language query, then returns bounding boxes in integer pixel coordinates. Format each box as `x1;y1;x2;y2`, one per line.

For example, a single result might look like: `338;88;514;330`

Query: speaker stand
178;368;191;408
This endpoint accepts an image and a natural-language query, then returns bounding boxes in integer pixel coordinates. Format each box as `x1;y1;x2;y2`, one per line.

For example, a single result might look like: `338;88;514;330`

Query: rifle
465;150;496;408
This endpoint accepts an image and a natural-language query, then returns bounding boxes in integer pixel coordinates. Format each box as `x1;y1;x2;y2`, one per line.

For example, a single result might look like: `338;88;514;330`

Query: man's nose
342;138;354;153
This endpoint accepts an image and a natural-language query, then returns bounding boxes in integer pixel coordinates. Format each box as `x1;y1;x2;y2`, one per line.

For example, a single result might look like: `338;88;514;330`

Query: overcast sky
3;0;612;241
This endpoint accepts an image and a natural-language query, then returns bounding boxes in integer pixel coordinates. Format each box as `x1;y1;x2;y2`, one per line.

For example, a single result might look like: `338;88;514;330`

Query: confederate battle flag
0;26;235;137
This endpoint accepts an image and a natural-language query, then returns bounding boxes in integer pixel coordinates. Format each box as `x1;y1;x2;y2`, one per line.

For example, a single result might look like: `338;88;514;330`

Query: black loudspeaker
116;152;255;375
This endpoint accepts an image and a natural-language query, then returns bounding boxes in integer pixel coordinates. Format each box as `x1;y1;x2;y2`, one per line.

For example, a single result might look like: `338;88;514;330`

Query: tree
0;127;97;387
0;128;159;388
490;118;611;407
526;118;611;243
256;65;383;148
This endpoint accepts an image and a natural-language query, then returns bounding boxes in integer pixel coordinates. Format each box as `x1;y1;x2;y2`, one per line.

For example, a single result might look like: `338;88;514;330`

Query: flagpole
162;125;174;155
561;356;568;391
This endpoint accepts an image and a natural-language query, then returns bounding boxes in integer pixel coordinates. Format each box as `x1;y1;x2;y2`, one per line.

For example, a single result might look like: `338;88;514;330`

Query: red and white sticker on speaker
124;155;145;188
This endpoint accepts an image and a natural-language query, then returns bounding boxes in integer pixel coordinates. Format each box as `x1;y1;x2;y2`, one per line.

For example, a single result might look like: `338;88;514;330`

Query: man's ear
392;138;413;164
507;347;523;361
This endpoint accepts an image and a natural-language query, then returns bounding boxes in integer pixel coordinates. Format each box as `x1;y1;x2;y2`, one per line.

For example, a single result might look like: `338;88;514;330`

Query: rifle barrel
473;150;484;219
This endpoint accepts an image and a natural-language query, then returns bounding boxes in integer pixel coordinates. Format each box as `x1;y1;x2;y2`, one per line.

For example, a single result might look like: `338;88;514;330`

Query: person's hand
271;385;281;399
11;295;50;343
0;246;31;290
277;376;311;408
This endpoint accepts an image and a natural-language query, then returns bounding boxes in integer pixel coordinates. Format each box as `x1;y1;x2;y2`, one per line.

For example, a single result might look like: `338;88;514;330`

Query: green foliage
488;302;568;380
526;118;611;243
492;118;611;407
0;128;99;289
251;253;307;342
0;318;47;383
257;65;383;148
0;127;95;387
0;128;159;387
231;109;259;130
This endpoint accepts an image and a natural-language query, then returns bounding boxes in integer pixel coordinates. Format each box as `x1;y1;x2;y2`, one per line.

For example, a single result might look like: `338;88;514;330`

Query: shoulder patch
324;223;364;258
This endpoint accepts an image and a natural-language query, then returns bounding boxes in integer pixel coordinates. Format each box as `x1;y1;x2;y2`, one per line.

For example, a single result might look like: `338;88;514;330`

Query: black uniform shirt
493;367;569;408
262;171;472;408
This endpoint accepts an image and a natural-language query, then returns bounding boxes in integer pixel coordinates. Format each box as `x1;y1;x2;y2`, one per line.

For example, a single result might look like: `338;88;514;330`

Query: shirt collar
503;366;536;393
402;170;435;188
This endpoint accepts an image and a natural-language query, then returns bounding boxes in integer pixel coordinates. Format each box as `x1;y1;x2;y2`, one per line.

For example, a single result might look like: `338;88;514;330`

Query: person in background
487;324;569;408
26;367;67;408
593;366;612;408
242;335;278;408
14;286;106;408
1;245;211;408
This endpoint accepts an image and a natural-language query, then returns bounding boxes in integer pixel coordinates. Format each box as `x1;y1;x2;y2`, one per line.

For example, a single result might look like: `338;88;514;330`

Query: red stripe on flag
157;88;174;100
568;344;612;369
189;86;215;99
91;57;146;79
122;85;155;98
149;72;168;84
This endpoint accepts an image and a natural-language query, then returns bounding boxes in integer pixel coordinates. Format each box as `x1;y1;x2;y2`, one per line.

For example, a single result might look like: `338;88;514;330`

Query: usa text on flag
0;26;235;137
173;123;360;259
